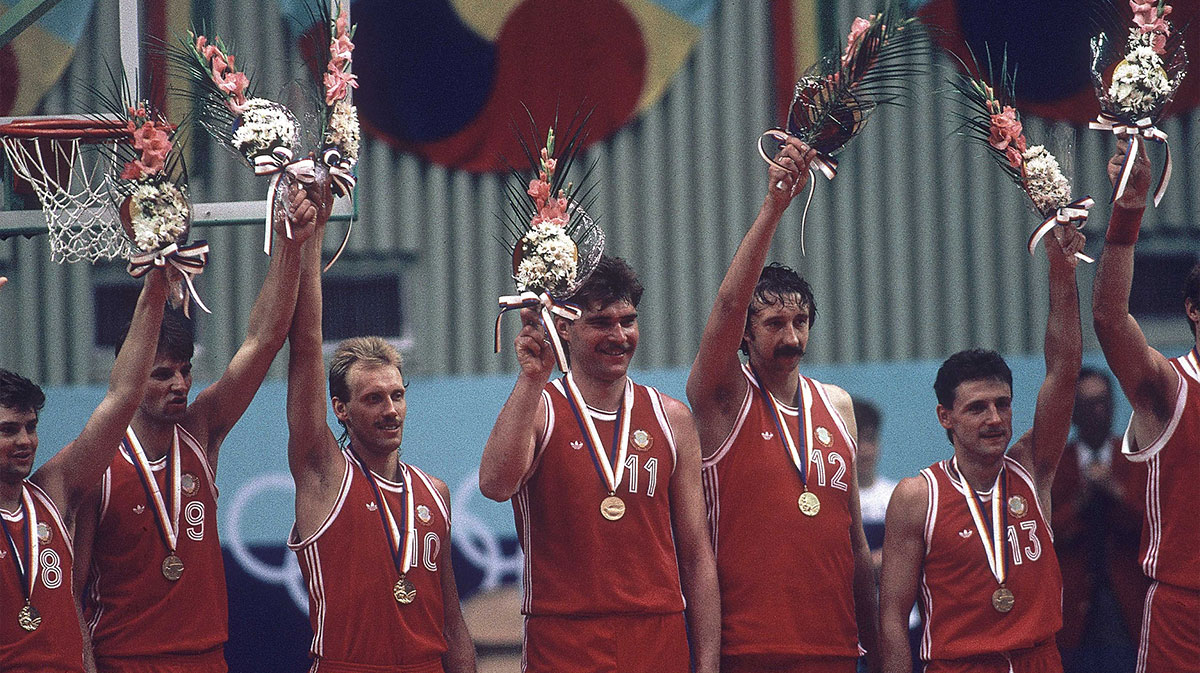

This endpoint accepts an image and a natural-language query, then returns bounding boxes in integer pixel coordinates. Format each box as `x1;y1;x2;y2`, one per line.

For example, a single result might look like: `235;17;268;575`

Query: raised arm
478;308;554;501
664;397;720;673
189;182;331;465
287;199;342;528
685;138;815;452
1092;142;1178;445
879;476;928;673
1011;225;1083;496
32;269;168;514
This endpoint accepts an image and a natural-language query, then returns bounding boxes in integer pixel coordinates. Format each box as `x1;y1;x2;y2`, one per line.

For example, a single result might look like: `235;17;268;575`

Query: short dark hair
934;349;1013;444
1078;366;1112;396
115;310;194;362
0;369;45;414
741;263;817;355
565;256;644;310
1185;263;1199;336
852;398;881;439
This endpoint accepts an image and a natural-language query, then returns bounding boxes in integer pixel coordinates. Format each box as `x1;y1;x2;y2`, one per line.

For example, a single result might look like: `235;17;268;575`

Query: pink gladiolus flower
336;6;350;36
988;106;1026;154
543;157;557;174
842;17;872;65
330;35;354;63
323;68;358;105
1005;146;1023;170
527;178;551;203
120;160;147;181
1131;1;1171;53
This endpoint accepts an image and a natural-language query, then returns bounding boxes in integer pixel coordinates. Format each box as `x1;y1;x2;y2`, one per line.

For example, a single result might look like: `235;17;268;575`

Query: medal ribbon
319;145;356;273
953;457;1009;586
1088;114;1172;207
563;374;633;495
1026;196;1095;264
123;427;181;555
348;449;415;576
749;366;813;492
127;241;212;317
494;291;582;373
0;486;39;606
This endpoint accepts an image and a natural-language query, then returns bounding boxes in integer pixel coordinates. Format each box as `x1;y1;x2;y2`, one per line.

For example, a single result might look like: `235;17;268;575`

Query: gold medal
181;473;199;497
1007;495;1027;518
17;602;40;632
161;554;184;581
600;495;626;521
798;490;821;517
394;576;416;604
992;586;1015;613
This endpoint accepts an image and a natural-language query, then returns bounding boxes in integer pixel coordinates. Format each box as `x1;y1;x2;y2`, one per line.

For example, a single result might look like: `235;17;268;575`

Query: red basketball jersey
0;481;85;672
82;426;228;661
514;378;684;616
701;367;860;658
1122;350;1200;590
289;452;450;668
918;457;1062;661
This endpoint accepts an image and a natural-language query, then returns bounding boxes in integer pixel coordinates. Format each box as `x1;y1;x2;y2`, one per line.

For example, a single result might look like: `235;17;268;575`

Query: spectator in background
853;398;895;576
1052;367;1147;673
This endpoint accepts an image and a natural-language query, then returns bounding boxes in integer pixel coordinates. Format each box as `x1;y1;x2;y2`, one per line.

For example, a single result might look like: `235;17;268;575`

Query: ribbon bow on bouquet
494;113;605;374
756;1;927;252
128;242;212;318
1089;0;1187;207
165;1;360;270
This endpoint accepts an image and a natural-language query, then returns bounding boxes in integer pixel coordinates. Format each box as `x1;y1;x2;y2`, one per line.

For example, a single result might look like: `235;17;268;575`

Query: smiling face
743;293;812;374
559;300;639;385
332;362;407;455
0;406;38;486
139;355;193;424
937;378;1014;460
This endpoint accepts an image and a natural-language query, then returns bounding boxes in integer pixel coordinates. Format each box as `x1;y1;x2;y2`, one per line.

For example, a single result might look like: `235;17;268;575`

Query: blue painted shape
647;0;717;27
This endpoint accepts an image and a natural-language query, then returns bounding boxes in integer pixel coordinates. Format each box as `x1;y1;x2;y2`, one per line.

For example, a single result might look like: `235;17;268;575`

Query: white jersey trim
303;543;326;657
1122;368;1186;463
26;480;73;555
288;452;353;550
177;424;219;501
410;465;451;526
920;468;938;554
519;389;555;487
517;486;533;613
1005;457;1053;542
646;387;679;474
811;377;858;459
1141;455;1162;579
97;467;112;525
702;366;756;467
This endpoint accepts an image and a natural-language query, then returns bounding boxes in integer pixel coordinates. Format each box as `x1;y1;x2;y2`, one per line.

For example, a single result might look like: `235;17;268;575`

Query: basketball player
479;256;719;673
686;136;879;673
285;197;476;673
878;225;1085;672
1091;140;1199;673
71;185;328;673
2;269;167;672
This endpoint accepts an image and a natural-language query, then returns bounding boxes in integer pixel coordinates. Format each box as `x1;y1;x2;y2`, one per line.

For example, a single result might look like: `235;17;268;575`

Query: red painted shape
770;0;796;123
0;44;19;115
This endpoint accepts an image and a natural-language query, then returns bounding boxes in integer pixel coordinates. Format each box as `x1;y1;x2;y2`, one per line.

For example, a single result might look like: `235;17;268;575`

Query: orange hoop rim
0;118;131;142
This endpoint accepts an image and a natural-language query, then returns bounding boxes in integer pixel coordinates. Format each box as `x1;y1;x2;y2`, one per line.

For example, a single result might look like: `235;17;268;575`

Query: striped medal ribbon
0;485;41;630
349;449;417;605
563;373;634;521
750;366;819;516
952;457;1014;613
123;427;185;581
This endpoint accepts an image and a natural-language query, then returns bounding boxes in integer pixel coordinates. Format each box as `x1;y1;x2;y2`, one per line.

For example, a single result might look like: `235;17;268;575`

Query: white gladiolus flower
325;100;360;161
232;98;301;160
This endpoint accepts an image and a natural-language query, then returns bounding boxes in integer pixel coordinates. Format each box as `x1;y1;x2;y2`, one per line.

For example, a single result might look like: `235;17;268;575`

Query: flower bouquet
494;113;605;373
950;52;1094;262
88;75;210;314
758;0;926;249
1089;0;1187;206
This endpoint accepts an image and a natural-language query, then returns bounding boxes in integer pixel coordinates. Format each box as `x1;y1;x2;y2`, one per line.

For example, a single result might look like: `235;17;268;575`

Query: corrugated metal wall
1;0;1196;385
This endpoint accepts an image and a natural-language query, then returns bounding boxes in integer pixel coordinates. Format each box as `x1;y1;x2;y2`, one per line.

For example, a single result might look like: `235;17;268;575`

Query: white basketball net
1;135;134;263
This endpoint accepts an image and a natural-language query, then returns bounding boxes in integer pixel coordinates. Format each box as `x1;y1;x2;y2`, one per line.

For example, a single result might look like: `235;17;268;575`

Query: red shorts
96;648;227;673
924;639;1061;673
720;653;857;673
1136;581;1200;673
523;612;689;673
310;660;444;673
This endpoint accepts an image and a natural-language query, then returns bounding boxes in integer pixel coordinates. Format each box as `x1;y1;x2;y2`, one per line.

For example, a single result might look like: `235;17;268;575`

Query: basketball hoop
0;117;136;263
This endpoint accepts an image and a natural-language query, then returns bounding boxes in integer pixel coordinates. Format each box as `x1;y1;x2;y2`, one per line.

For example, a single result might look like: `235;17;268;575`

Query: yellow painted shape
450;0;523;41
621;0;700;113
791;0;819;76
6;23;74;115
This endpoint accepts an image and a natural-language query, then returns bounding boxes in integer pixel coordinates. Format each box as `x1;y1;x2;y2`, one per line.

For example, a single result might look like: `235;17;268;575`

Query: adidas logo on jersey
570;441;584;451
959;529;973;539
366;502;378;512
761;431;774;440
133;504;145;515
0;549;6;558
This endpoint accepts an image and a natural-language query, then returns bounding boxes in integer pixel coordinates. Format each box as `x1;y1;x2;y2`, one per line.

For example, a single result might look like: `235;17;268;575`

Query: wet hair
852;398;881;440
0;369;45;415
564;256;644;310
1186;263;1199;336
741;263;817;355
933;349;1013;443
115;310;194;363
328;337;405;445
